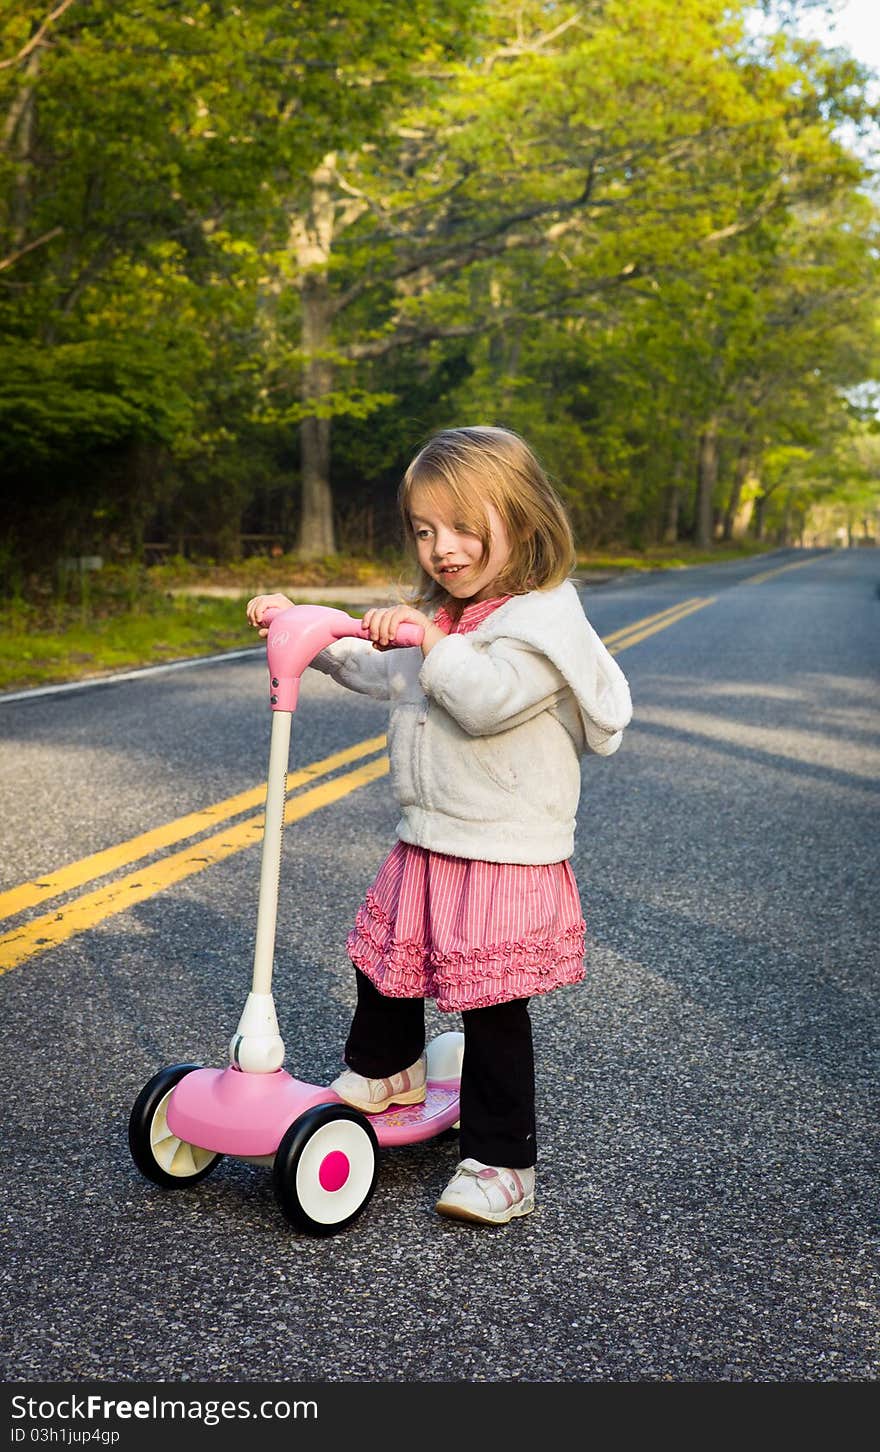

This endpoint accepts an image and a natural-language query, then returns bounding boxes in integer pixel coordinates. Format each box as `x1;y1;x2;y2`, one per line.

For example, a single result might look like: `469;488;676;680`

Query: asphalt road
0;547;877;1388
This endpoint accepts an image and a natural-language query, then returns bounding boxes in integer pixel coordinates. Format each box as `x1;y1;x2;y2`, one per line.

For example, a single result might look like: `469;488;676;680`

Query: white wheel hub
150;1087;217;1178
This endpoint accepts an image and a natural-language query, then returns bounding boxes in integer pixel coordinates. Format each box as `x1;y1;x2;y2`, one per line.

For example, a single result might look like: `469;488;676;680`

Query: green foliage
1;0;878;569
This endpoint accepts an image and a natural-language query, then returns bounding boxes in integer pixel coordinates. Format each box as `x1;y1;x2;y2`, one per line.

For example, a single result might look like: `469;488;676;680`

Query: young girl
246;425;631;1226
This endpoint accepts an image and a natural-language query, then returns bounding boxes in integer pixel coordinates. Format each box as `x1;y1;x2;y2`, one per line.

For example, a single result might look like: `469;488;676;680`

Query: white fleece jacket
310;581;632;864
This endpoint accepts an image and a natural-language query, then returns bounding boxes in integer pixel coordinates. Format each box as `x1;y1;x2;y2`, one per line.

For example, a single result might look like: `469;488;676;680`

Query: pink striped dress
346;595;586;1012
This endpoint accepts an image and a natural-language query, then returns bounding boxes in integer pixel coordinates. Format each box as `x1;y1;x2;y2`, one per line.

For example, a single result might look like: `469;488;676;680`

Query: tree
0;0;479;567
261;0;880;551
2;0;878;570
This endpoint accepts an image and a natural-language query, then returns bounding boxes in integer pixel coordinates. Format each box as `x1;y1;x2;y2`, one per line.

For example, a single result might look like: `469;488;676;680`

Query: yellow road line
601;599;708;646
0;735;386;923
0;756;389;975
741;555;824;587
607;596;715;654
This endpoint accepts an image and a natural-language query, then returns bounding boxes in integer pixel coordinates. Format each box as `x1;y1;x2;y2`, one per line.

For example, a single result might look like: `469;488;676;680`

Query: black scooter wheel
128;1063;222;1188
273;1103;379;1235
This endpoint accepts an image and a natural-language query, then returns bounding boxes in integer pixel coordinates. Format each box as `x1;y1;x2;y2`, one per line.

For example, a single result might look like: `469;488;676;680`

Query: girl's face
408;484;513;603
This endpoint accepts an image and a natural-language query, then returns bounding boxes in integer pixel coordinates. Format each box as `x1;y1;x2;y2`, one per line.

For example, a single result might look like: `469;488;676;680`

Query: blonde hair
398;426;576;609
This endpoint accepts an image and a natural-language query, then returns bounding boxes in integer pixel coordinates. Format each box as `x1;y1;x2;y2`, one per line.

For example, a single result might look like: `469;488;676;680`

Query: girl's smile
409;487;512;603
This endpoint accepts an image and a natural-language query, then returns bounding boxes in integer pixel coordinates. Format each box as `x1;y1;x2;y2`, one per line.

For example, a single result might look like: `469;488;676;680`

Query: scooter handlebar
259;603;424;711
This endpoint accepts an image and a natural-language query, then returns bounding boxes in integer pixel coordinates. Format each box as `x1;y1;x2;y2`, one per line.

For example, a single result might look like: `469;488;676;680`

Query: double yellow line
0;738;388;974
0;597;712;975
603;596;715;653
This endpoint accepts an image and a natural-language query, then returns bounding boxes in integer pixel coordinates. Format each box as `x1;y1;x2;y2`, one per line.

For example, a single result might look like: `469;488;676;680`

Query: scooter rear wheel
273;1104;378;1235
128;1063;222;1188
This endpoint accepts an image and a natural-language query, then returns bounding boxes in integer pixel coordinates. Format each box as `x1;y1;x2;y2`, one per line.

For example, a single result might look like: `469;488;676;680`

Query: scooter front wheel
128;1063;222;1188
273;1104;378;1235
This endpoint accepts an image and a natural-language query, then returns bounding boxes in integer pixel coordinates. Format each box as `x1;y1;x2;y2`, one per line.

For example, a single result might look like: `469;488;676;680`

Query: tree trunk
663;458;684;544
291;155;338;558
752;492;767;541
487;273;505;375
298;274;335;556
722;443;749;542
4;51;40;251
694;417;719;549
777;489;793;546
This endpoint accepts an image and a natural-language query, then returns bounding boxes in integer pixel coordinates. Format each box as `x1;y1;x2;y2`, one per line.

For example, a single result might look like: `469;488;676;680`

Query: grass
1;540;778;694
0;590;251;693
0;554;400;692
576;541;774;571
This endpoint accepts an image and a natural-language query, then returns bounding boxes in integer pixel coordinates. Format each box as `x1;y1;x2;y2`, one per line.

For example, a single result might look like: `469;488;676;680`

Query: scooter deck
368;1082;460;1148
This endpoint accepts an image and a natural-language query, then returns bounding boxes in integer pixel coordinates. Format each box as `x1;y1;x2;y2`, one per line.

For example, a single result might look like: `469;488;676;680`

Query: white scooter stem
228;708;291;1073
252;708;292;996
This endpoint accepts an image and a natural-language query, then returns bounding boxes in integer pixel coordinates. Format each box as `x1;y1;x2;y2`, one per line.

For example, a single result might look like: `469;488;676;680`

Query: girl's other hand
246;593;294;637
361;604;443;656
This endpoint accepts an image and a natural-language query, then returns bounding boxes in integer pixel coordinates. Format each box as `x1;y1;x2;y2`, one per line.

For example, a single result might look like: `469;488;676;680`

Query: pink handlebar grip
260;604;424;712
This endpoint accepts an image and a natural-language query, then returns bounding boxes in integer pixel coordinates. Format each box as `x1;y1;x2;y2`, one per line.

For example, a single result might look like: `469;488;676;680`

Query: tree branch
482;12;586;73
0;0;77;72
342;261;644;359
330;163;598;316
0;225;62;273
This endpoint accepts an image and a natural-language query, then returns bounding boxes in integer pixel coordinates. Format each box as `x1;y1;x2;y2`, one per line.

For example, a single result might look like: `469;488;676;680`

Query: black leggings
344;968;536;1169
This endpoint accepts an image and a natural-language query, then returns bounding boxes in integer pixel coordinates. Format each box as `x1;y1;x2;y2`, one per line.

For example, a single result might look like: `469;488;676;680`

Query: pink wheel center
318;1149;350;1193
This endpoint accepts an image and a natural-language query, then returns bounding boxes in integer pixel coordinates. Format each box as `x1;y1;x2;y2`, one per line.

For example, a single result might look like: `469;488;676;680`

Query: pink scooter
128;605;463;1235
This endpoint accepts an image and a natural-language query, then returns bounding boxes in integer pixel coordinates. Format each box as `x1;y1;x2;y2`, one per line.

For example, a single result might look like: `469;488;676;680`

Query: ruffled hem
346;895;586;1012
357;887;401;933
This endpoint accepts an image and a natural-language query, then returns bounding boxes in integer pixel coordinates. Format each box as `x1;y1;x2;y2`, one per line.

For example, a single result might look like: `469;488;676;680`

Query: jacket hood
464;581;633;755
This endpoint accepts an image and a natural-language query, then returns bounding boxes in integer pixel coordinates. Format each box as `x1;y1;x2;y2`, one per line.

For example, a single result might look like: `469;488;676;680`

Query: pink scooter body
163;603;461;1165
166;1068;461;1155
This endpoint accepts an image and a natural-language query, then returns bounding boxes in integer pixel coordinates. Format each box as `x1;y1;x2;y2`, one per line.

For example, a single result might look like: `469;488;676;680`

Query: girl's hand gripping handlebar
259;603;424;712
